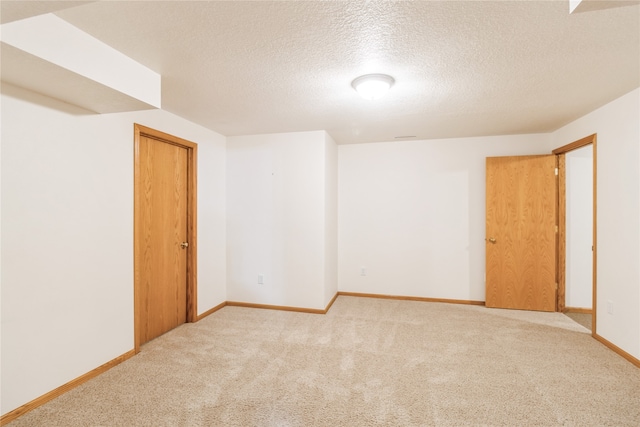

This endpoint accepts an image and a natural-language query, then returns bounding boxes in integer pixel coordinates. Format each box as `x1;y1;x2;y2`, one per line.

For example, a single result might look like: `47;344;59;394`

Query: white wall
324;133;338;306
552;88;640;359
227;131;333;310
0;83;227;416
196;135;227;313
566;145;593;309
338;134;553;301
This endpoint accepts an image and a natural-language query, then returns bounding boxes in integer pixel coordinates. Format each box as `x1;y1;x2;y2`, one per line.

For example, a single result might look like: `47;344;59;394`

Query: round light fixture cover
351;74;395;100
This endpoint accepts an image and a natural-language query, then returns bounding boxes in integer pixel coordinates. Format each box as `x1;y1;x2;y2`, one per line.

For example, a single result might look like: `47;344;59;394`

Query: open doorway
553;134;596;333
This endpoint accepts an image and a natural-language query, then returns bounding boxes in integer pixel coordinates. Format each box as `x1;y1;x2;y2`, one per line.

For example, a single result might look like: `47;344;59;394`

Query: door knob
488;237;496;244
180;242;189;249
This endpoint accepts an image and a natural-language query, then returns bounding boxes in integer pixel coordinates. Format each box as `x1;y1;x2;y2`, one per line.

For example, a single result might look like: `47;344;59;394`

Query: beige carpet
7;296;640;426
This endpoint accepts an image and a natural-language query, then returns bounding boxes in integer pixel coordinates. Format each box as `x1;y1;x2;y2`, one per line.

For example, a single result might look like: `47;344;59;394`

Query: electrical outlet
607;300;613;315
360;267;366;276
258;274;264;285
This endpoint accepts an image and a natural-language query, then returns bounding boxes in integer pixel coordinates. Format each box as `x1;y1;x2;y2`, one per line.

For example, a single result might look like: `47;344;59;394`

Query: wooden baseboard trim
199;295;341;319
592;333;640;369
226;301;326;314
196;301;227;321
207;294;340;317
564;307;593;314
0;349;136;426
337;291;485;306
324;292;339;312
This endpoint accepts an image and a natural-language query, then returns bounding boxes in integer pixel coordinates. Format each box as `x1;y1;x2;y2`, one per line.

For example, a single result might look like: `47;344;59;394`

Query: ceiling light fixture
351;74;395;100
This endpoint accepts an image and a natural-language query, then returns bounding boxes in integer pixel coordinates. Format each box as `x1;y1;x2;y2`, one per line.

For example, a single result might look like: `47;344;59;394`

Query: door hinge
555;225;558;233
555;282;558;290
555;167;558;176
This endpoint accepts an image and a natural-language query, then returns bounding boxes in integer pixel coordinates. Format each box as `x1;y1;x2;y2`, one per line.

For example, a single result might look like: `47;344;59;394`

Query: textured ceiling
0;1;94;24
5;1;640;144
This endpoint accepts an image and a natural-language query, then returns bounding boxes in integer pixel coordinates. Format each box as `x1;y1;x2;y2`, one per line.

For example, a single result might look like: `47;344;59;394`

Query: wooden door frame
552;133;596;335
133;123;198;353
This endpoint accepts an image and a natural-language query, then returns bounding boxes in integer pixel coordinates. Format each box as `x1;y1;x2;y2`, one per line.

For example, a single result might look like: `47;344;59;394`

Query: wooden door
486;155;557;312
136;131;191;346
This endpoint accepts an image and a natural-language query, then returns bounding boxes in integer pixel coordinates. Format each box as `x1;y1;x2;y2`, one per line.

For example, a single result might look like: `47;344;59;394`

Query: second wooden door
486;155;557;312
